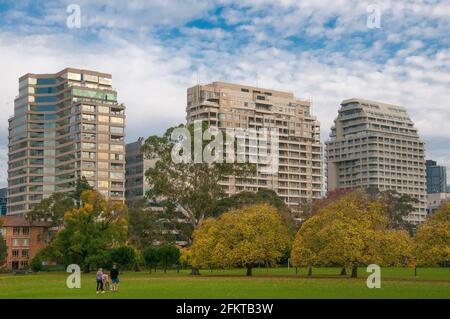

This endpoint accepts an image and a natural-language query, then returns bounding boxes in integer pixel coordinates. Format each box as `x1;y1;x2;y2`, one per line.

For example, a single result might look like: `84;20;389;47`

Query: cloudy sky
0;0;449;187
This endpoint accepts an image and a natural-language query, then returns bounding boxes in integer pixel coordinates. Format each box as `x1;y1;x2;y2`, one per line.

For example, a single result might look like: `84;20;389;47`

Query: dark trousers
96;280;103;291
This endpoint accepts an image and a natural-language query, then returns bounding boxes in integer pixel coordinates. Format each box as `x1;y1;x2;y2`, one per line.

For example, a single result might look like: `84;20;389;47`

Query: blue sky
0;0;449;187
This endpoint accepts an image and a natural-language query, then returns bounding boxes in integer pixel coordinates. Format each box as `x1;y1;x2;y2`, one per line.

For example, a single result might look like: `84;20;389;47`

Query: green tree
31;254;43;272
142;123;255;274
191;204;290;276
71;176;94;208
0;233;7;268
158;244;180;273
27;192;75;228
110;246;136;270
414;203;450;266
128;199;162;249
366;187;416;232
46;190;128;272
143;246;159;272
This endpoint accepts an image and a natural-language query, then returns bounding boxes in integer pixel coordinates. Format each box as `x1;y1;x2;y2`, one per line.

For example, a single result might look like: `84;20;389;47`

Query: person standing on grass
96;268;105;294
110;264;120;292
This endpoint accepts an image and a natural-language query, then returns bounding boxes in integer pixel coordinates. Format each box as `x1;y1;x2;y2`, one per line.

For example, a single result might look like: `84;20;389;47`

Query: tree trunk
351;265;358;278
246;264;253;276
307;265;312;276
340;267;347;276
83;263;90;273
191;267;200;275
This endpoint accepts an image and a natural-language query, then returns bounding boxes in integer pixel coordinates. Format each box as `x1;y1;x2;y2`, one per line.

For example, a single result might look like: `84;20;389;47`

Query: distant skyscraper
125;138;156;204
8;68;126;215
425;160;447;194
326;98;427;224
186;81;323;212
0;188;7;216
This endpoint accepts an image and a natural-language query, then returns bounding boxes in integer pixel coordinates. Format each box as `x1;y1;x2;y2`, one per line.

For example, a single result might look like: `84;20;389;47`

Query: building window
13;239;19;247
13;227;20;235
22;227;30;236
12;250;19;258
22;250;29;258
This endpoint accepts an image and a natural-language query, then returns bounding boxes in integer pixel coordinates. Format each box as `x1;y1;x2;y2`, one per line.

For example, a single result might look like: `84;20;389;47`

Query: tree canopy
291;189;414;277
190;204;290;276
414;203;450;266
142;123;255;241
43;190;128;272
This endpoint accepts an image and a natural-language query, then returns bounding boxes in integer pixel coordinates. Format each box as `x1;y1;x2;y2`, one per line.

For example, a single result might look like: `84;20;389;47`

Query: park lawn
0;268;449;299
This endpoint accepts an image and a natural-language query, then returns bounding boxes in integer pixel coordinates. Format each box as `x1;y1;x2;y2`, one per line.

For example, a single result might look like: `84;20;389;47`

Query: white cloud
0;0;449;186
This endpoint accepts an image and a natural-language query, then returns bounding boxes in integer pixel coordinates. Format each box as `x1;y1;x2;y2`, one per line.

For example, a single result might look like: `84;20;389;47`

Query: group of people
95;264;120;294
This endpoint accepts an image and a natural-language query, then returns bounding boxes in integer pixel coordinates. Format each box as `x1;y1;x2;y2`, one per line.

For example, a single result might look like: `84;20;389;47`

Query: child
96;268;105;294
102;273;111;291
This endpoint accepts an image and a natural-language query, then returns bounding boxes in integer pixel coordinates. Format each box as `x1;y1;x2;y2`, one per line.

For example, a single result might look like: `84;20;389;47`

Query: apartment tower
125;138;156;204
186;82;323;212
326;98;427;224
7;68;126;215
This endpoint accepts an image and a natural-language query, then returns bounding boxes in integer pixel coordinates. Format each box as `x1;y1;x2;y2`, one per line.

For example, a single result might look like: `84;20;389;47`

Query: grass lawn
0;267;449;299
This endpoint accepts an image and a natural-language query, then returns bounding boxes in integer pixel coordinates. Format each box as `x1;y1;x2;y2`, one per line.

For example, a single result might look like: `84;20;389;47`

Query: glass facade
7;68;126;215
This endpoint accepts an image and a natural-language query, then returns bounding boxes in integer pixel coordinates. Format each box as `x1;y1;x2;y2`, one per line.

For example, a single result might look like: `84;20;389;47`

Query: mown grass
0;267;448;299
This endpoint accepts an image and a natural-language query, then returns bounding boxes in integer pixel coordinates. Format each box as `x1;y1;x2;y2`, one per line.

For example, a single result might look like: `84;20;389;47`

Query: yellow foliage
291;189;413;269
190;204;290;270
414;203;450;266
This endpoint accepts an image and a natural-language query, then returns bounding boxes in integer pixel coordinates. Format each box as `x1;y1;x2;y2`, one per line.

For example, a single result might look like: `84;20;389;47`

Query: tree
143;246;159;272
27;192;75;228
190;204;290;276
213;189;296;235
46;190;128;272
71;176;94;208
142;123;255;274
31;255;43;272
158;244;180;273
291;189;392;278
27;177;94;228
128;199;163;249
0;233;7;269
110;246;136;270
414;203;450;266
366;187;416;232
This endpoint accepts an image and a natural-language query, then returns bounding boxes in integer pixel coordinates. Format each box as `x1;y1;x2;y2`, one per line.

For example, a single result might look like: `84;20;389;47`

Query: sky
0;0;449;187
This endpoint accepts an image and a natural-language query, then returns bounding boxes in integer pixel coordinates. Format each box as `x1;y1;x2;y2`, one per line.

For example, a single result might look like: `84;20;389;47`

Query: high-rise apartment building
0;188;7;216
326;98;427;224
425;160;447;194
125;138;156;204
186;82;323;212
7;68;125;215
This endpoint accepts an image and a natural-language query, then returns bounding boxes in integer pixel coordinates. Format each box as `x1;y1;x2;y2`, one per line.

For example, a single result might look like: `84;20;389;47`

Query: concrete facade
326;98;427;224
186;82;323;212
7;68;126;215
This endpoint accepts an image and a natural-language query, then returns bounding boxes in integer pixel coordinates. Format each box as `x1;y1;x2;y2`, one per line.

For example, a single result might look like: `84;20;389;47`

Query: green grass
0;267;449;299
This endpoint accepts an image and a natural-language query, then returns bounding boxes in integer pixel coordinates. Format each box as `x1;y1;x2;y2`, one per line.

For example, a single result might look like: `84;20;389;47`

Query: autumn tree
212;188;296;234
291;189;411;278
142;122;255;274
27;177;93;228
191;204;290;276
414;203;450;266
45;190;128;272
